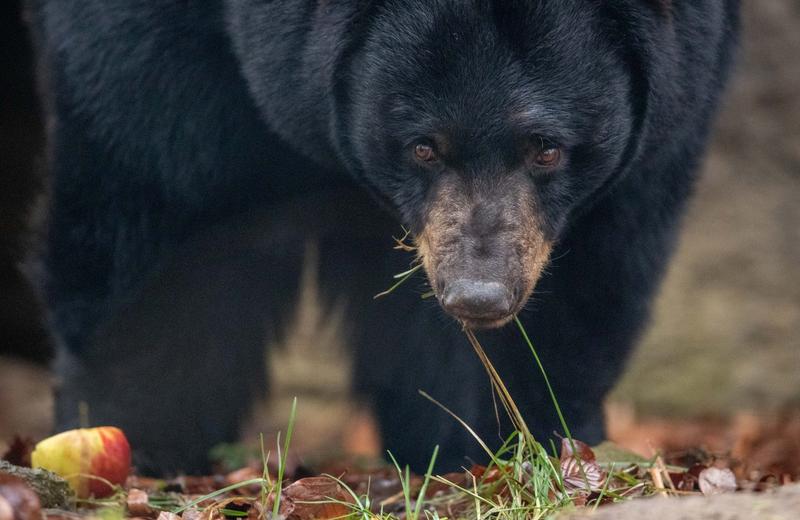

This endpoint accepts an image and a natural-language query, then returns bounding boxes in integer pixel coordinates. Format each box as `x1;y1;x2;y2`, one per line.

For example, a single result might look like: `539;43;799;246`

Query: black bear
28;0;740;474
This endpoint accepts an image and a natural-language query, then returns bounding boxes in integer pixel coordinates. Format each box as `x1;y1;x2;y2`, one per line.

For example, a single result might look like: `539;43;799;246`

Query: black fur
28;0;739;474
1;0;50;364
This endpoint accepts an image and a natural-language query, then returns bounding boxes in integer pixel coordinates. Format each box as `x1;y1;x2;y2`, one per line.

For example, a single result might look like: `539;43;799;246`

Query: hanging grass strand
513;316;572;440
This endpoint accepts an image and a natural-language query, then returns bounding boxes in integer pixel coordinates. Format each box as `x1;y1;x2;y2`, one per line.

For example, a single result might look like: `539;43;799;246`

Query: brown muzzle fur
416;172;552;329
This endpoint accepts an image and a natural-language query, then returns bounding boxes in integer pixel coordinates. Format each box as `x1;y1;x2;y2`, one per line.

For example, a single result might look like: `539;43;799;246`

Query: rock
0;460;73;509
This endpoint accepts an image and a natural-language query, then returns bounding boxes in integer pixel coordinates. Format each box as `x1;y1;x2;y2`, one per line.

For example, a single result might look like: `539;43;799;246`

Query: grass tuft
272;396;298;517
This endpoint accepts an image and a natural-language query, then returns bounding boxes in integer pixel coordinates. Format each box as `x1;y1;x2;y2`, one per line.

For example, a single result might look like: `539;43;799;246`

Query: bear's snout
415;172;553;329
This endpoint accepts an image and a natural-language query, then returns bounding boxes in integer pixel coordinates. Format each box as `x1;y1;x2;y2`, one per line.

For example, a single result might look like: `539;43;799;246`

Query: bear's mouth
455;314;517;330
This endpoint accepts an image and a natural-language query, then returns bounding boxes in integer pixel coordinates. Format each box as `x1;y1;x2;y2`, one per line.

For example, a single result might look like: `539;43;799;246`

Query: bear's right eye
413;140;438;163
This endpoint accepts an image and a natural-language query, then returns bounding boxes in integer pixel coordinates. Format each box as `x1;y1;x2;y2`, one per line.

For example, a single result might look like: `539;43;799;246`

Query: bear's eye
531;138;562;168
534;146;561;167
413;140;438;163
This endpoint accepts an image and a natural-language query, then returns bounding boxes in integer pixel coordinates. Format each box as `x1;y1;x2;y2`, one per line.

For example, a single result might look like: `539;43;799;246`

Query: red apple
31;427;131;498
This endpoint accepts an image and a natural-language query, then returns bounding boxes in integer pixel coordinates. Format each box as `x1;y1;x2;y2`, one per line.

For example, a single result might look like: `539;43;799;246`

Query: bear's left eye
534;146;561;167
413;139;439;163
529;137;563;169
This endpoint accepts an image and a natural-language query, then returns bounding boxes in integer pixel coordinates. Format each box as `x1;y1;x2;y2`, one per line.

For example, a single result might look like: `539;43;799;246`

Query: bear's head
231;0;648;329
331;1;643;329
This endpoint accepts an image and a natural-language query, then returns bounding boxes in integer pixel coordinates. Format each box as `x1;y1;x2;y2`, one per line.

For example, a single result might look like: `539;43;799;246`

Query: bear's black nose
441;280;514;322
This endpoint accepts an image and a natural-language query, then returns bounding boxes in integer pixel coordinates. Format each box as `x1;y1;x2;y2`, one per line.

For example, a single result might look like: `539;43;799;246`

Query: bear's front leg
52;219;305;475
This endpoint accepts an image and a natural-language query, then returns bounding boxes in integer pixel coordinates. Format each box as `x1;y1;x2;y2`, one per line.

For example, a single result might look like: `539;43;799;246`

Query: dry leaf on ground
0;474;41;520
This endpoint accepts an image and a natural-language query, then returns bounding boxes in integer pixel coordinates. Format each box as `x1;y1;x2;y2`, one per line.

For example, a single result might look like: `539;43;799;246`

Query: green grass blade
413;445;440;519
514;316;592;492
374;263;422;299
513;316;572;440
272;396;298;517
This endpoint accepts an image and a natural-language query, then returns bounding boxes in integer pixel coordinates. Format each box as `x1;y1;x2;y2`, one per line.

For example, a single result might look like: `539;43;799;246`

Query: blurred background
1;0;798;473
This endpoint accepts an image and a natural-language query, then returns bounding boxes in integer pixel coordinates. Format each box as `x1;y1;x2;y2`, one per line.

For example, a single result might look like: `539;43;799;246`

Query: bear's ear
574;0;664;215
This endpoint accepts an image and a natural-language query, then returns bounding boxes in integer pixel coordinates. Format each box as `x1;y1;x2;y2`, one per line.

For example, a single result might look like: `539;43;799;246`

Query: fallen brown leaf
224;467;263;495
282;477;355;519
179;509;202;520
126;488;154;518
0;474;41;520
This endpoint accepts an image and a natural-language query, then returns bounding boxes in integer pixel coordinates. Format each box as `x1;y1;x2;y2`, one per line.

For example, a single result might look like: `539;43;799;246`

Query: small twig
393;227;417;252
655;456;676;492
649;466;668;498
